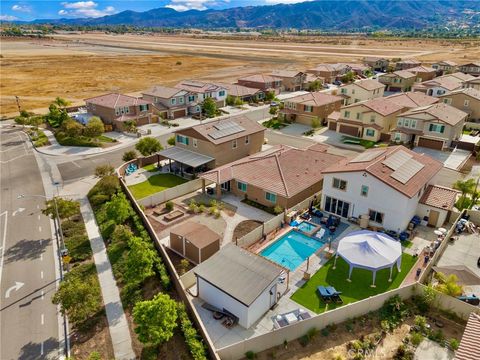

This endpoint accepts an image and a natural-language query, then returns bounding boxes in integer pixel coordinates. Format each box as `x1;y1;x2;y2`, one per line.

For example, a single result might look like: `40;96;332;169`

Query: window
410;120;417;128
304;105;313;112
369;209;384;224
265;192;277;203
324;196;350;217
443;98;452;105
237;181;247;192
464;99;470;107
232;139;237;149
361;185;369;197
332;178;347;190
245;135;250;145
429;124;445;133
179;97;184;104
351;89;355;95
370;114;376;123
188;95;195;102
219;90;225;97
394;133;401;141
354;99;360;103
344;111;350;118
192;138;197;148
341;88;347;94
397;118;404;127
366;129;375;137
171;98;177;105
139;104;149;112
356;113;362;120
176;134;189;145
404;119;410;127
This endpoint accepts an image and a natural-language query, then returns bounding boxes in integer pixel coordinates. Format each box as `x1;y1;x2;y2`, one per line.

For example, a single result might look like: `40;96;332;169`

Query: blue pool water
260;230;324;271
297;221;318;233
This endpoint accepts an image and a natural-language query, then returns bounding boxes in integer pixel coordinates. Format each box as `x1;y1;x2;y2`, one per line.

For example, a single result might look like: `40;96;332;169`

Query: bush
135;137;163;156
165;201;174;212
95;164;115;178
89;194;111;207
178;304;208;360
88;351;101;360
188;200;198;213
311;117;321;129
84;117;104;138
273;205;283;215
410;332;423;346
122;150;137;162
414;315;427;332
321;328;329;337
299;334;310;347
65;234;92;262
450;338;459;351
87;175;120;204
167;135;175;146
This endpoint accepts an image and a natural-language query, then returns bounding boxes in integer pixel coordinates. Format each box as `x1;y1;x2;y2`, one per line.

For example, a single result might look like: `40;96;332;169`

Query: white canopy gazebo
333;230;402;287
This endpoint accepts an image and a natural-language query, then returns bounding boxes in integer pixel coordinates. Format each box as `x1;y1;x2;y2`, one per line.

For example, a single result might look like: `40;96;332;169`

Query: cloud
59;1;116;17
11;4;32;13
166;0;223;12
0;15;19;21
264;0;313;4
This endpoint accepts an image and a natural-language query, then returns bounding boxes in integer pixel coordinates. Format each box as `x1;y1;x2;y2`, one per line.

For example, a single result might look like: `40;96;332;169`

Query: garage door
339;124;359;137
173;109;186;119
418;137;443;150
328;121;337;131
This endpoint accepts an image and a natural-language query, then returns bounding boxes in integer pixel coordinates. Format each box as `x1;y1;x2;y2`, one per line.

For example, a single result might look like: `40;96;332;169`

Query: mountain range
30;1;480;30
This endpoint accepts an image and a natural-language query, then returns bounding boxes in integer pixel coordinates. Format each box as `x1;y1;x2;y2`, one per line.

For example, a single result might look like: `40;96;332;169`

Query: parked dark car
270;101;278;107
333;80;342;86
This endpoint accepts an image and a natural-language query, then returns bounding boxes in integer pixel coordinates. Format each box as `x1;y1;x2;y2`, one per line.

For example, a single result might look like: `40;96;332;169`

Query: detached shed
170;221;220;264
194;244;284;328
417;185;459;227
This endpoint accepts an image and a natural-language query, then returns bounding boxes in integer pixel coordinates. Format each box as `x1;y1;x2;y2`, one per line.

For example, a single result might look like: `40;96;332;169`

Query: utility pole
15;95;21;114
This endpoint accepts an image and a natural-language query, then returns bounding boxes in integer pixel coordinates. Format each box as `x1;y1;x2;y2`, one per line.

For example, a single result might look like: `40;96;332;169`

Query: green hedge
55;131;101;147
178;304;208;360
61;213;92;262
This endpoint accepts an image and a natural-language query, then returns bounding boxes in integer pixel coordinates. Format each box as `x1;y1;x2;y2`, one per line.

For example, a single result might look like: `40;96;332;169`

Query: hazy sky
1;0;312;21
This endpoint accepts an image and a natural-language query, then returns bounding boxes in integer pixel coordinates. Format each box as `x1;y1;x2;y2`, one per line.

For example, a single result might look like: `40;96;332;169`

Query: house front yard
128;173;188;199
291;253;417;313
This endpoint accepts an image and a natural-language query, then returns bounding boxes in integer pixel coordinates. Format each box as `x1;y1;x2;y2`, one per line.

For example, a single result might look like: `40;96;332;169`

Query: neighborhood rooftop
400;103;468;126
456;312;480;360
193;243;284;306
142;85;187;98
352;79;385;91
175;80;226;93
171;221;220;249
385;92;439;108
84;93;150;107
238;74;282;83
344;97;404;116
286;92;343;107
419;185;459;210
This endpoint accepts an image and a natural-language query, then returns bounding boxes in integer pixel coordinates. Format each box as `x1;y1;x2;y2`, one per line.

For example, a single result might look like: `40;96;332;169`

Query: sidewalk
80;199;136;360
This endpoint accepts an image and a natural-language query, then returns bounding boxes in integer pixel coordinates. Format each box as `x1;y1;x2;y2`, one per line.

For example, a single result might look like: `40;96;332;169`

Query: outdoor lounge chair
326;286;343;304
317;286;332;302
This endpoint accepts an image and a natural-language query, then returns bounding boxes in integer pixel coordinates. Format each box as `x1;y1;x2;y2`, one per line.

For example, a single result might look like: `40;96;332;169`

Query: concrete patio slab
414;339;454;360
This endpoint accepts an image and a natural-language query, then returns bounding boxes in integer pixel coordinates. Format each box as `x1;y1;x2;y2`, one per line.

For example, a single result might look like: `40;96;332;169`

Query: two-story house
392;103;468;150
236;74;283;95
305;63;349;83
270;70;307;91
345;63;371;77
84;93;152;131
462;77;480;91
142;85;195;119
329;97;404;141
385;91;440;109
378;71;416;92
395;59;421;71
458;62;480;76
438;88;480;121
321;146;446;230
338;79;385;105
431;61;457;75
363;57;389;72
213;83;265;103
175;80;228;110
280;92;343;125
158;115;266;175
408;66;437;82
412;74;466;97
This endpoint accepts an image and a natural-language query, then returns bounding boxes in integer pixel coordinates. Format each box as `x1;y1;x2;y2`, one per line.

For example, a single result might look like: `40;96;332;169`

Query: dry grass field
1;34;479;116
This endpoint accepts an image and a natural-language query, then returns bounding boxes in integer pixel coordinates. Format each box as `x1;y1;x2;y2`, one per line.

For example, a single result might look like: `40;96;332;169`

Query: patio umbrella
438;227;447;234
434;230;443;236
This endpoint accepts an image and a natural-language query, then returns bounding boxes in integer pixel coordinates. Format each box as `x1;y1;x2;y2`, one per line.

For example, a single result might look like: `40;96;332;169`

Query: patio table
285;313;298;324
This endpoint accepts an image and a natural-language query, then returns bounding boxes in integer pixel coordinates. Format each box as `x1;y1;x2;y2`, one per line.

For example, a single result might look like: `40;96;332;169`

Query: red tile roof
238;74;282;83
456;312;480;360
213;83;262;97
270;70;304;78
400;103;468;126
353;79;385;91
201;144;344;198
85;93;150;108
175;80;226;93
385;92;439;109
323;145;443;198
419;185;459;210
408;65;436;73
286;92;343;107
344;97;404;117
142;85;186;99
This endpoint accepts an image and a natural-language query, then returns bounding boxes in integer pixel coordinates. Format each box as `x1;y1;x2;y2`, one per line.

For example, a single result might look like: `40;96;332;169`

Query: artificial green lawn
128;173;188;199
142;163;160;172
291;253;417;314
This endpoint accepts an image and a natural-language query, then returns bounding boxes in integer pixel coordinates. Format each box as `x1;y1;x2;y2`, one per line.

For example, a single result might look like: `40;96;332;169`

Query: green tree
42;198;79;220
307;80;323;91
61;119;84;137
269;106;278;116
53;96;71;110
135;137;163;156
167;136;176;146
46;103;69;127
341;71;355;83
132;293;178;345
52;264;101;326
202;97;217;118
95;164;115;178
84;117;105;138
453;178;476;209
124;120;137;133
104;193;131;224
124;236;156;284
122;150;138;162
111;224;133;244
311;117;321;128
434;272;463;297
265;91;276;101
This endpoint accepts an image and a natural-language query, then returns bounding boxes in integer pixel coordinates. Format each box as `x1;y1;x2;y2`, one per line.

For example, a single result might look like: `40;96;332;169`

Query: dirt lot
1;34;479;116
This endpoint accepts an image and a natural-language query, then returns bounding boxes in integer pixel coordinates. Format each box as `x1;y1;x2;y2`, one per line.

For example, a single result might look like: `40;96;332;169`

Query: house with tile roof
338;79;385;105
84;93;153;131
175;80;228;108
392;103;468;150
158;115;265;175
458;62;480;76
280;92;343;125
408;66;437;82
236;74;283;94
363;57;389;72
305;63;350;83
212;83;265;103
412;73;473;97
328;97;405;142
200;143;344;209
385;91;440;109
378;71;416;92
462;77;480;91
270;70;307;91
456;312;480;360
395;59;422;71
438;88;480;121
321;145;451;230
142;85;196;119
417;185;460;227
431;60;457;75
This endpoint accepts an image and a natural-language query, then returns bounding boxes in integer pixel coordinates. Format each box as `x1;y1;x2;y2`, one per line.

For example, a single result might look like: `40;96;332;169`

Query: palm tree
53;97;71;111
453;178;476;209
434;272;463;297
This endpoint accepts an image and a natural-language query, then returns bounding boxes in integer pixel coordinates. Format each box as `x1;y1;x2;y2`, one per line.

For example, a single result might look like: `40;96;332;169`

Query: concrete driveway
413;147;471;171
414;339;454;360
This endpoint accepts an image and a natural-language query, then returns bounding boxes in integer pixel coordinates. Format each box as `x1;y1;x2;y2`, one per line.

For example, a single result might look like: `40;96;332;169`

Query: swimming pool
260;230;325;271
297;221;320;235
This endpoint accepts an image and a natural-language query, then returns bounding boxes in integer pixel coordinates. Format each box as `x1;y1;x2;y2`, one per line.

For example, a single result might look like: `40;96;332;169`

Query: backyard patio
127;173;188;199
291;253;417;313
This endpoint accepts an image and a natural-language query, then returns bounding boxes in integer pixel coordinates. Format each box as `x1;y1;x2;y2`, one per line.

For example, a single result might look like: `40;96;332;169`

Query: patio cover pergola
333;230;402;287
157;146;214;174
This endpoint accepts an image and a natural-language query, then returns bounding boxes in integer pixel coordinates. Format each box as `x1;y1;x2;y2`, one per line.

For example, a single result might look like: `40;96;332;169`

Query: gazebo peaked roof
334;230;402;286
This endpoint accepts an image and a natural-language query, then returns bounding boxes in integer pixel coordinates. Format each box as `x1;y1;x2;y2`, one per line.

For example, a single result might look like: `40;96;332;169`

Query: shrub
84;117;104;138
89;194;110;207
299;334;310;347
167;135;176;146
414;315;427;332
307;327;318;339
321;328;329;337
165;201;174;212
450;338;459;351
176;61;182;65
122;150;137;162
178;304;208;360
95;164;115;178
410;332;423;346
245;351;257;359
188;200;198;213
273;205;283;214
311;117;321;129
198;204;206;213
88;351;101;360
214;210;221;219
87;175;120;203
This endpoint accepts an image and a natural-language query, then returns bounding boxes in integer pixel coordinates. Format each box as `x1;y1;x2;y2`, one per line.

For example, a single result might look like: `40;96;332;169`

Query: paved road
0;128;61;359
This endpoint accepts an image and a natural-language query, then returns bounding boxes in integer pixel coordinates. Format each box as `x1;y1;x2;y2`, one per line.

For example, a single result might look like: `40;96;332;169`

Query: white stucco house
320;146;456;231
193;243;284;329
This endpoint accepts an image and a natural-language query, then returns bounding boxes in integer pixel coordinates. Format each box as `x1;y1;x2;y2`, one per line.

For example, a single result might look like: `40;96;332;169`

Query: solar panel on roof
209;121;245;139
390;158;425;184
382;150;412;170
350;149;386;163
